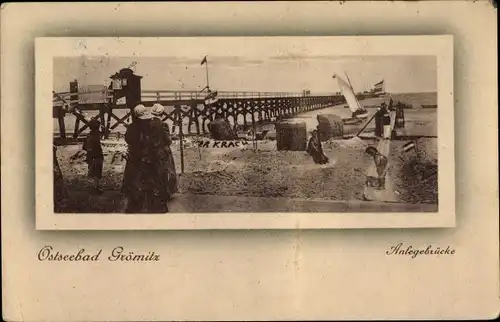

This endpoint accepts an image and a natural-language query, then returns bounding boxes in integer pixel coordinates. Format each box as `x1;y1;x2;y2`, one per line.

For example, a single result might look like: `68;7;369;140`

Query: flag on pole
201;56;207;65
374;80;385;94
402;141;416;153
421;167;438;181
204;90;218;105
128;61;138;71
116;96;127;105
208;90;218;99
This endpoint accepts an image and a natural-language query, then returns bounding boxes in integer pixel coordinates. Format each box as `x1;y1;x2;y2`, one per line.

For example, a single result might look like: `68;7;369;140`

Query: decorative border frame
36;36;454;230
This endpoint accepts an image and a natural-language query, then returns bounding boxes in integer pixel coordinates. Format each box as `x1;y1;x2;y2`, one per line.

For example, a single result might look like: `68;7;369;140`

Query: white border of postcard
36;36;455;230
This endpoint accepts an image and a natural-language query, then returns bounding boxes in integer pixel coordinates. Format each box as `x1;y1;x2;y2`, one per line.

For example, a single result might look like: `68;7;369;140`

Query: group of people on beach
83;103;177;213
76;99;395;211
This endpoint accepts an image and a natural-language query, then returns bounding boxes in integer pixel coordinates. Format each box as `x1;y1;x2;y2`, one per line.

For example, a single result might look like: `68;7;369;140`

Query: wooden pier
53;88;345;144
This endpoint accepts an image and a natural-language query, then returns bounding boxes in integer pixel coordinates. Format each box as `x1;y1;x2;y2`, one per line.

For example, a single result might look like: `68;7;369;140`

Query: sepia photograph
37;36;454;229
4;3;496;321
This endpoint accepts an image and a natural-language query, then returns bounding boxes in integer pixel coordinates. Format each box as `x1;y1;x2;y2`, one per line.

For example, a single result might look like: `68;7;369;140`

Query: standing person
53;144;68;209
375;102;390;138
379;102;389;116
382;106;392;140
82;119;104;194
388;97;395;111
151;103;178;198
122;104;171;213
307;128;329;164
151;103;170;135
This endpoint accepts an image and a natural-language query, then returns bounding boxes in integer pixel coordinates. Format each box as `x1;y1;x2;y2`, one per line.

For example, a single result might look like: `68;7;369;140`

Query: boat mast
205;59;210;91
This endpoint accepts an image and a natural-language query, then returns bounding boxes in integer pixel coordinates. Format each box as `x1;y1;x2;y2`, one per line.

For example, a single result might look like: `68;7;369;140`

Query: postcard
2;2;498;321
36;35;454;229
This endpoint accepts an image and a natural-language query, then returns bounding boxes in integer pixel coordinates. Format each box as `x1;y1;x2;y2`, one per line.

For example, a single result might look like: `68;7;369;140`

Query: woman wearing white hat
151;103;165;118
122;104;171;213
151;103;171;138
151;103;178;197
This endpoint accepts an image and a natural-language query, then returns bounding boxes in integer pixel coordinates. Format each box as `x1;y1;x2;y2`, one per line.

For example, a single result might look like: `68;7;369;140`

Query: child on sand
307;128;329;165
365;146;388;178
83;119;104;194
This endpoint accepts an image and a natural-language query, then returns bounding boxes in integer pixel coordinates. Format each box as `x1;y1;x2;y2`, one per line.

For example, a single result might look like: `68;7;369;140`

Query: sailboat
333;73;369;125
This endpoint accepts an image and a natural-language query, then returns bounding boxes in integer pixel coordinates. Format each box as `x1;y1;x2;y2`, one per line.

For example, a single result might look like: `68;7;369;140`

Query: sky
53;55;437;94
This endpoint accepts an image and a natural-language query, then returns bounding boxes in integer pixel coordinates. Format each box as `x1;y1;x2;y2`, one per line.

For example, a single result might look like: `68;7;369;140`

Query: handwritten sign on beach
196;139;250;149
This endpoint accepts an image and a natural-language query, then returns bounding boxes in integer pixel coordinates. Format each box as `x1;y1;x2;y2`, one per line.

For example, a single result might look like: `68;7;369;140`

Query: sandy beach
55;134;438;213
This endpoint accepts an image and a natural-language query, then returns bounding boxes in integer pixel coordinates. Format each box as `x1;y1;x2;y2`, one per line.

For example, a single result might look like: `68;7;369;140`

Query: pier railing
141;90;334;101
54;89;335;106
52;89;114;108
53;89;344;142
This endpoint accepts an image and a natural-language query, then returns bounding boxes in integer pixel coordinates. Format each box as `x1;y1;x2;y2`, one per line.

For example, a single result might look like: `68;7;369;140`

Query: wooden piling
57;107;66;141
105;103;112;139
69;81;79;139
176;105;185;174
73;118;80;139
251;103;257;149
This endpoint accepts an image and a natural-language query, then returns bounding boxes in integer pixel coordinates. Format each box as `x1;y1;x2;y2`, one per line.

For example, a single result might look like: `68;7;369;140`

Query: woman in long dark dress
83;119;104;194
307;128;329;164
53;144;68;211
151;103;178;198
122;105;171;213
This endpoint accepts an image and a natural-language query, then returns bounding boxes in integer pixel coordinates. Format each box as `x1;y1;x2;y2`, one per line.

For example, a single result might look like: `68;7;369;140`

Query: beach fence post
104;85;113;139
53;92;67;142
176;104;185;174
57;106;66;141
69;81;80;139
251;103;257;149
